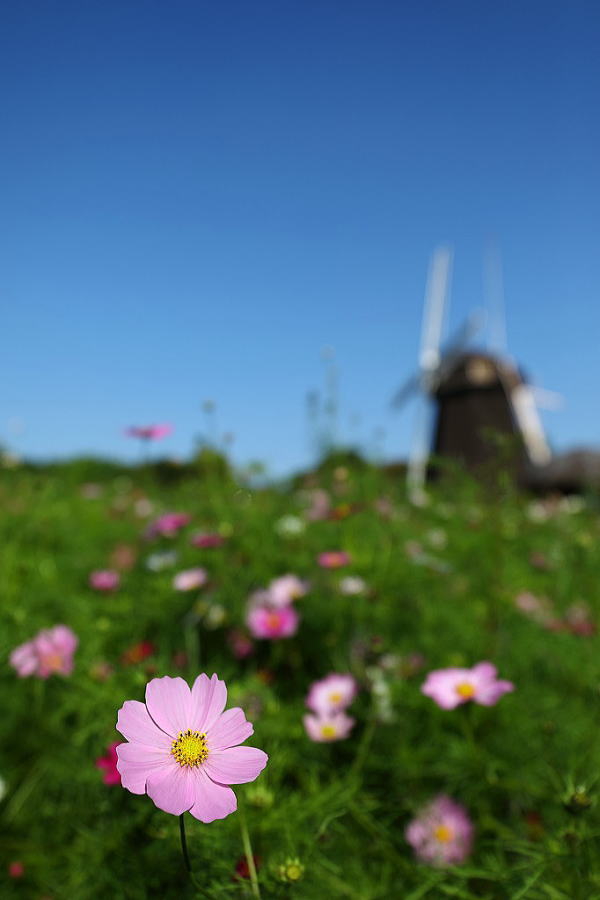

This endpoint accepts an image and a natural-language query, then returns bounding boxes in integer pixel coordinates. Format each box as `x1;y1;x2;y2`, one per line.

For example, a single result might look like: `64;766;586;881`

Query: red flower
96;742;121;785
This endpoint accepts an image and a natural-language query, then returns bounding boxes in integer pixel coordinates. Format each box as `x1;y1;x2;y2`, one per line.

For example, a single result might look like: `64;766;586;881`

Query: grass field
2;455;600;899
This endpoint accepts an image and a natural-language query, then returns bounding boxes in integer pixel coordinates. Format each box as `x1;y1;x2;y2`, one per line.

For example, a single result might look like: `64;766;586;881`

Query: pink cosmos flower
146;513;191;539
89;570;120;592
96;742;122;785
246;604;299;640
116;674;268;822
173;568;208;591
317;551;351;569
8;862;24;879
227;629;255;659
305;488;331;521
267;574;308;608
421;662;514;710
405;795;474;866
306;674;357;715
10;625;78;679
190;532;225;549
303;710;355;742
125;424;173;440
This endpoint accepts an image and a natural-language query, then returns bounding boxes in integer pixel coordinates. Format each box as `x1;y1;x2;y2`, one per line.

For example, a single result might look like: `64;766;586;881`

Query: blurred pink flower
306;674;357;715
191;532;225;548
125;424;173;440
173;568;208;591
267;574;308;608
227;629;255;660
10;625;78;679
89;570;120;592
96;742;122;785
406;795;474;866
317;551;351;569
8;861;24;879
116;674;268;822
246;604;299;639
146;512;191;539
303;710;355;742
305;488;331;521
421;662;514;710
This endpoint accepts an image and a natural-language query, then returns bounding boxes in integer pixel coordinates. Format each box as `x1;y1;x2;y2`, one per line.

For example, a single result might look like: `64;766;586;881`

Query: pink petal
116;742;173;794
145;676;192;737
191;673;227;733
188;769;237;823
116;700;173;749
146;765;196;816
204;746;268;784
206;708;253;750
476;679;514;706
472;662;497;681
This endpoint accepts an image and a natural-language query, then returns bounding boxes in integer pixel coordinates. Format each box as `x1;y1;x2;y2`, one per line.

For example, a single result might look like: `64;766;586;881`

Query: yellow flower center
43;653;63;672
266;612;281;630
434;824;454;843
171;729;209;767
329;691;342;704
455;682;475;699
321;724;337;739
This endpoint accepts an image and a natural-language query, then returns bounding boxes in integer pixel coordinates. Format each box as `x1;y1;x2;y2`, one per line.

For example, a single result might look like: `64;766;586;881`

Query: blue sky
1;1;598;475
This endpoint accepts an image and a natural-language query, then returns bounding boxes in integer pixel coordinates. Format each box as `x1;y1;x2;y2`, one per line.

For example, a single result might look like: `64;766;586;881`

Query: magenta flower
89;570;120;592
303;710;355;742
125;424;173;440
173;568;208;592
116;674;268;822
10;625;78;678
246;604;299;639
405;795;474;866
421;662;514;710
267;574;308;608
317;551;351;569
96;742;122;785
146;513;191;539
190;532;225;549
306;674;357;715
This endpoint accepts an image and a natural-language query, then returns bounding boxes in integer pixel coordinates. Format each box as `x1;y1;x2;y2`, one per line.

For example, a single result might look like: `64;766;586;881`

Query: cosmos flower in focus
317;551;351;569
405;795;474;866
125;424;173;440
173;568;208;591
89;570;120;592
303;710;355;742
306;674;357;715
96;742;121;785
246;604;299;640
116;674;268;822
421;662;514;710
10;625;78;679
146;513;191;539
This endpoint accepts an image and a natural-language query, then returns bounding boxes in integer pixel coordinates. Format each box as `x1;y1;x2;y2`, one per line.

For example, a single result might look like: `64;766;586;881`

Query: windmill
391;245;554;498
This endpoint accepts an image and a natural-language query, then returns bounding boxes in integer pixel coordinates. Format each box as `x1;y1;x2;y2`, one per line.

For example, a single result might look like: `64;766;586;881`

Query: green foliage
1;463;600;898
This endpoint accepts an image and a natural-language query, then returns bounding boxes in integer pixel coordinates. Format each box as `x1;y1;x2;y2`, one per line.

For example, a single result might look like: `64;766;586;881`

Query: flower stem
179;813;192;873
239;804;261;899
350;716;377;781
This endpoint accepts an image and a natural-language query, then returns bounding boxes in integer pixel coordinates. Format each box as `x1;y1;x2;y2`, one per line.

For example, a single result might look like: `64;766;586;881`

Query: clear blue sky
1;1;598;475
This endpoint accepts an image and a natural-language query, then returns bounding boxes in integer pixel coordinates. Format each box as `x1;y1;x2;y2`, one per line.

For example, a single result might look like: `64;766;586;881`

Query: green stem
350;716;377;781
179;813;192;874
239;804;261;899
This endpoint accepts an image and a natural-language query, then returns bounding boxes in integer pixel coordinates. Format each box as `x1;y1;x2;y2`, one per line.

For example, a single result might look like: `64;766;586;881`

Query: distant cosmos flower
338;576;367;595
125;424;173;440
89;570;120;592
96;742;122;785
405;795;474;866
146;513;191;539
145;550;178;571
306;674;357;715
421;662;514;710
303;710;355;742
190;532;225;548
317;551;351;569
267;574;308;608
173;568;208;591
246;604;299;640
116;674;268;822
10;625;78;679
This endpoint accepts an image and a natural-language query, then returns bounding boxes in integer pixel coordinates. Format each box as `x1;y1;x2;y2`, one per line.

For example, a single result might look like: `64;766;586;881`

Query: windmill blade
510;384;552;466
529;386;564;411
419;246;453;372
431;310;487;387
390;371;423;409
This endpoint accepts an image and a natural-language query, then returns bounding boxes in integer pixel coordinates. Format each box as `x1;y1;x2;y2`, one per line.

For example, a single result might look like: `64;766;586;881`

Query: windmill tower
391;246;553;498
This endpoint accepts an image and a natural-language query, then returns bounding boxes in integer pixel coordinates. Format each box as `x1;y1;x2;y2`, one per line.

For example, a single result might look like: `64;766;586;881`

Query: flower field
2;457;600;898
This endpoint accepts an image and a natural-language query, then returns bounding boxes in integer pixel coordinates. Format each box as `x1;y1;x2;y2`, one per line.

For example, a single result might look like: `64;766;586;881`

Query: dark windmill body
431;351;551;480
